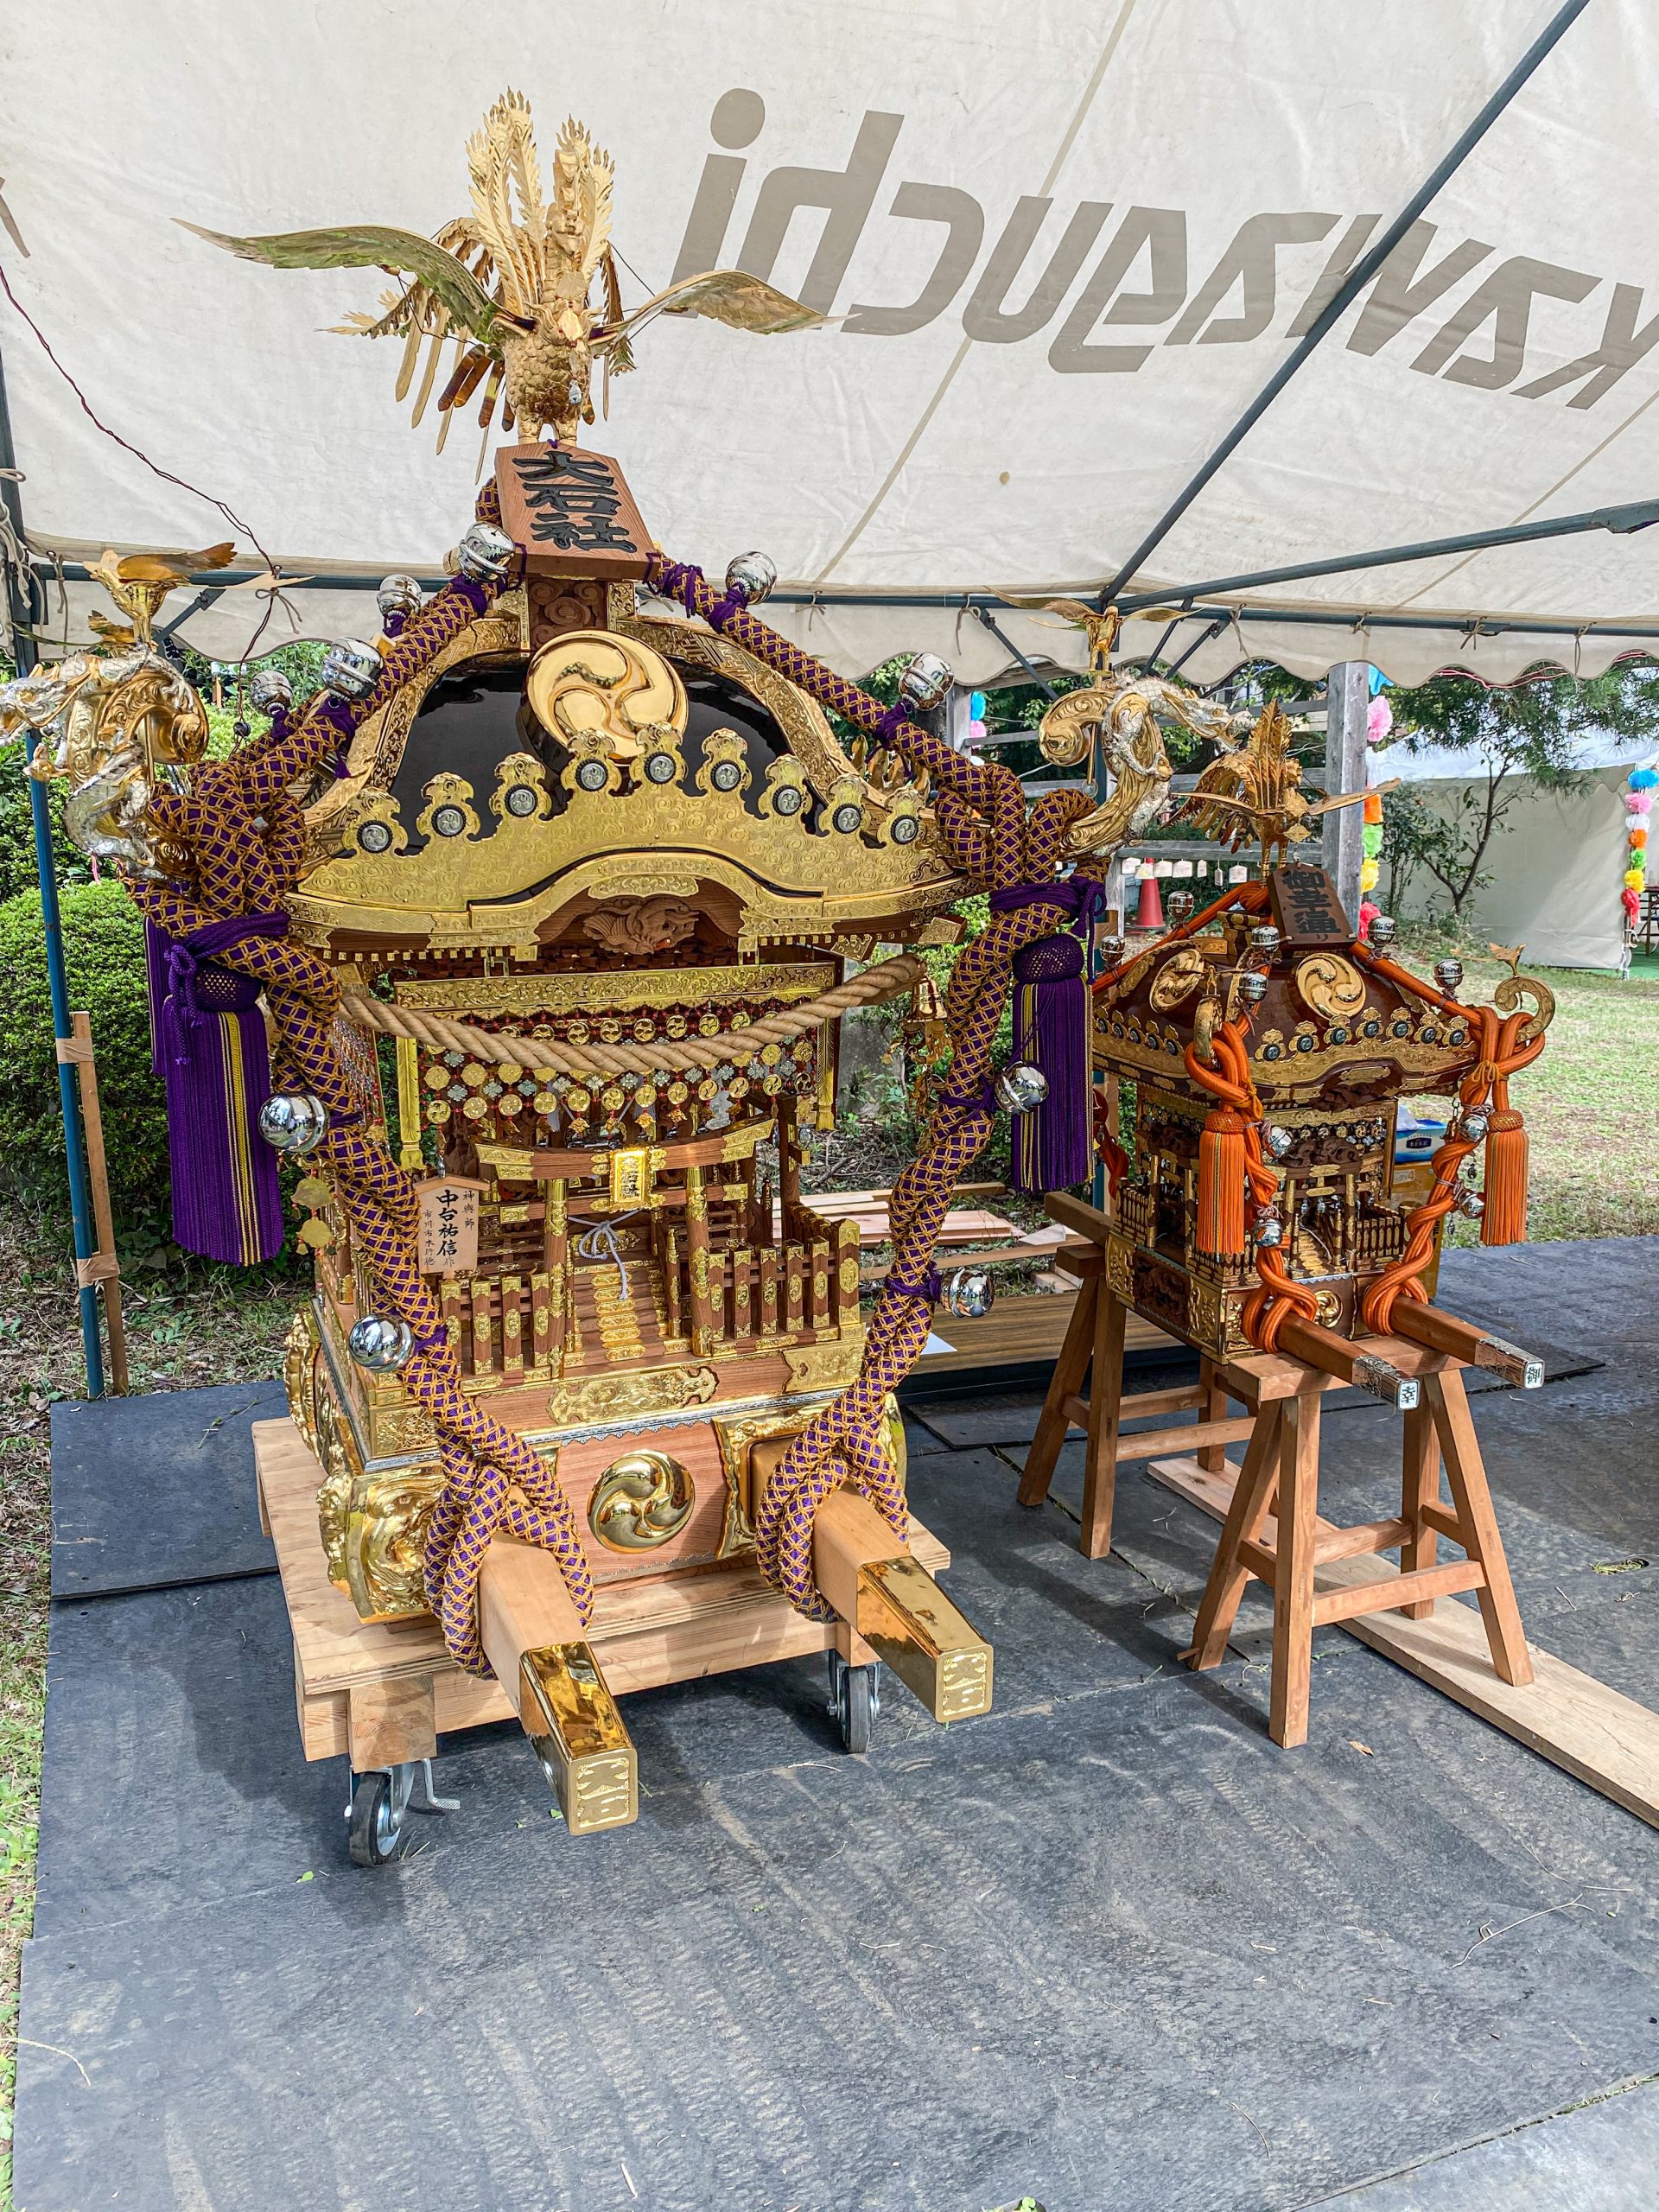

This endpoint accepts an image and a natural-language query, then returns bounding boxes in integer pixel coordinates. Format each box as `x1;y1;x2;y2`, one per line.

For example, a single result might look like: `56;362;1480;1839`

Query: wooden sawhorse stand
1018;1199;1252;1559
1018;1205;1531;1748
1177;1351;1531;1745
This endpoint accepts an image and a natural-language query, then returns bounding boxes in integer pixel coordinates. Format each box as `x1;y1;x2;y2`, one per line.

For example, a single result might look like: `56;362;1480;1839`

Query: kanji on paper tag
416;1176;486;1276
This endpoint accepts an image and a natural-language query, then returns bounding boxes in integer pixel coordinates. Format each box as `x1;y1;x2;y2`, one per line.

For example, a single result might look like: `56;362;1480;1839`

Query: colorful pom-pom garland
1621;760;1656;960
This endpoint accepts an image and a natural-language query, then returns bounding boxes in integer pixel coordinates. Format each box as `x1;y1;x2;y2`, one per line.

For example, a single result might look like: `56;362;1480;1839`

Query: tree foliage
1378;662;1659;914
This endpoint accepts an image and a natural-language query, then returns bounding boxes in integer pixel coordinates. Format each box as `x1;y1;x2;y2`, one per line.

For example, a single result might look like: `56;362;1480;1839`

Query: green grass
0;948;1656;2195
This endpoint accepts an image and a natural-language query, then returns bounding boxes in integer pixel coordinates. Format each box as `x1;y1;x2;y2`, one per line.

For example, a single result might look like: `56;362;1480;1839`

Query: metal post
1323;664;1370;928
0;342;106;1394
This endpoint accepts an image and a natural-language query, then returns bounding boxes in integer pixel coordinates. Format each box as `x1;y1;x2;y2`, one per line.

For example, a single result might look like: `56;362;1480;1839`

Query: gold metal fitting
855;1555;994;1722
518;1643;639;1835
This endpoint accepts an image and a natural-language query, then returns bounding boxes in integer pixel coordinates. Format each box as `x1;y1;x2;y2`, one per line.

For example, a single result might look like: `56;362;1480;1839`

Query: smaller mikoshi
10;96;1192;1864
1089;701;1554;1376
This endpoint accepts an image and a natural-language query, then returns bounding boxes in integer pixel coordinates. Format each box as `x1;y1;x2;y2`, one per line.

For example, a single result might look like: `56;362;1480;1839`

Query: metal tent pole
0;340;107;1395
1096;0;1594;606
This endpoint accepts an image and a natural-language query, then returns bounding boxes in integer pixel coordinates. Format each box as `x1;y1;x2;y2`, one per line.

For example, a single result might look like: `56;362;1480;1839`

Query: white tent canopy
6;0;1659;684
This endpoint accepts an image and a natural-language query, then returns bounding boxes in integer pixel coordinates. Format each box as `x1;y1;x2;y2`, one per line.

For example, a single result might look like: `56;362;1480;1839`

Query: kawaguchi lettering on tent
670;88;1658;408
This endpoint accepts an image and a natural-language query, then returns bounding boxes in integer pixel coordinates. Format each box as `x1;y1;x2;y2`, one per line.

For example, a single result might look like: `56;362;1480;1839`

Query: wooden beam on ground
1147;1453;1659;1831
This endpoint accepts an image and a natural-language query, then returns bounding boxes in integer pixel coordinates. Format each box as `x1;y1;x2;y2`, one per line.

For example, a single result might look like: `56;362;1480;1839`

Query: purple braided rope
646;553;1102;1617
128;493;597;1674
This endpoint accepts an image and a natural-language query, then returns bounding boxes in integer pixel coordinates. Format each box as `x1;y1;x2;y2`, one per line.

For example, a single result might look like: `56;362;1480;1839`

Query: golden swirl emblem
1148;945;1209;1012
1294;952;1367;1022
526;629;687;759
588;1450;696;1551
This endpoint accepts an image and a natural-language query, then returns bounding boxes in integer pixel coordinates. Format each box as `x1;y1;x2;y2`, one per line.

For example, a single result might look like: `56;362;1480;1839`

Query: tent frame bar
0;358;107;1395
26;556;1659;648
1114;499;1659;614
1094;0;1595;606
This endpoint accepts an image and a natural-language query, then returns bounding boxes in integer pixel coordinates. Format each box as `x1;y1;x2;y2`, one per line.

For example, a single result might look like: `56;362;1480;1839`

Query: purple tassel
148;916;289;1265
1009;932;1091;1193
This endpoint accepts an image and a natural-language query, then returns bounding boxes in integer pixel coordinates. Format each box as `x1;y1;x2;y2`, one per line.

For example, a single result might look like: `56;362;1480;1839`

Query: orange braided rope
1354;949;1545;1334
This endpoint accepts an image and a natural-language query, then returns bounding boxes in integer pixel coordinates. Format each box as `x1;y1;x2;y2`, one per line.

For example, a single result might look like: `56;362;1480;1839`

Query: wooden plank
254;1419;950;1751
347;1676;437;1768
1148;1453;1659;1829
914;1292;1174;1376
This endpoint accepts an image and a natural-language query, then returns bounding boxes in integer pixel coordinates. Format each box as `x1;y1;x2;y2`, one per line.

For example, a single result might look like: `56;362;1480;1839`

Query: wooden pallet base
255;1418;950;1767
1150;1453;1659;1831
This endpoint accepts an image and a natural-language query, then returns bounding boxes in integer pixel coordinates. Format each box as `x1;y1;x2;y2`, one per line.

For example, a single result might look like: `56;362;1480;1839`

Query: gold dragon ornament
182;91;823;452
1023;603;1250;853
0;546;234;876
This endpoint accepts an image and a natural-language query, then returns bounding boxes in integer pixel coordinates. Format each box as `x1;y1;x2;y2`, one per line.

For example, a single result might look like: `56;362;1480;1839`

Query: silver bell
377;573;425;621
248;669;294;717
1434;957;1465;997
320;639;384;703
1262;1125;1294;1160
993;1061;1050;1116
455;522;516;583
1460;1108;1491;1142
257;1091;327;1155
1098;935;1127;967
346;1314;415;1373
1253;1211;1285;1248
896;652;953;715
1237;970;1269;1004
1368;915;1397;947
1452;1184;1484;1220
723;550;777;607
944;1267;995;1320
1248;925;1281;954
1166;890;1195;924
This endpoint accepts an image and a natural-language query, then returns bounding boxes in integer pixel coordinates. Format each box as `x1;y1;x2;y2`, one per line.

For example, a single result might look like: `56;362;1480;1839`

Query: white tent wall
6;2;1659;681
1387;761;1635;968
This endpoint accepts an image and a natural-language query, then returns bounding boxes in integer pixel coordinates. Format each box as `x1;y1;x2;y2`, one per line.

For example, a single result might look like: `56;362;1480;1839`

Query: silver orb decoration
1460;1109;1491;1143
320;639;383;703
1237;970;1269;1004
376;573;425;621
723;550;777;607
455;522;516;582
1369;915;1397;947
993;1061;1050;1116
1262;1125;1294;1160
1434;957;1465;997
1099;934;1127;967
248;669;294;717
346;1314;415;1373
1166;889;1196;924
896;652;953;715
257;1091;327;1155
1253;1211;1285;1248
1452;1184;1484;1220
944;1268;995;1320
1248;924;1281;954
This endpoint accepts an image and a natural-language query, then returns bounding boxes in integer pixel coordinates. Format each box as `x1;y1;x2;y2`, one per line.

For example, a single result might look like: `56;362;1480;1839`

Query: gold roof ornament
181;91;823;450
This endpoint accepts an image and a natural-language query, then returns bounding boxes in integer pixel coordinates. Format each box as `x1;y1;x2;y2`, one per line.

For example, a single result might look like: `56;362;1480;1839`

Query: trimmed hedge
0;880;167;1225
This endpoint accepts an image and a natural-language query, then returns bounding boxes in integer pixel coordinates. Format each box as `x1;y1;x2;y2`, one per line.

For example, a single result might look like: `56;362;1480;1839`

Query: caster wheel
827;1652;880;1753
346;1758;458;1868
347;1770;407;1866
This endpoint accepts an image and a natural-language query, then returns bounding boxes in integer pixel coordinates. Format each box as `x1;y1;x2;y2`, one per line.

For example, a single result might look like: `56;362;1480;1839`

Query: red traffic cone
1135;871;1165;931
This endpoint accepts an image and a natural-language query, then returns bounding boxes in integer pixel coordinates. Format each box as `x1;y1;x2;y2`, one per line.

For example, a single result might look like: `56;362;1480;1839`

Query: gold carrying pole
478;1537;637;1834
751;1445;994;1721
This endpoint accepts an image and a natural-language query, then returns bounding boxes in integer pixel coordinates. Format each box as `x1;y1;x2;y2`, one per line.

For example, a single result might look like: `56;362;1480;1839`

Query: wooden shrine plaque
1268;863;1352;947
416;1176;487;1277
494;442;653;582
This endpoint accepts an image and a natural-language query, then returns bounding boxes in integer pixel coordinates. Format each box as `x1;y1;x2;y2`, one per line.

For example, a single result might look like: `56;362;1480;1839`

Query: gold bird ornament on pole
180;91;823;453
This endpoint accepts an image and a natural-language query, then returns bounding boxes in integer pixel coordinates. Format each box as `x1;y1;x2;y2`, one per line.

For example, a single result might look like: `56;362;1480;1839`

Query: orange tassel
1196;1106;1249;1257
1480;1108;1529;1244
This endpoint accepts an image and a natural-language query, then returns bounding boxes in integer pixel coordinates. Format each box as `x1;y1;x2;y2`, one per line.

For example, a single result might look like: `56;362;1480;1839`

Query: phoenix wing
603;269;824;345
177;221;524;342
